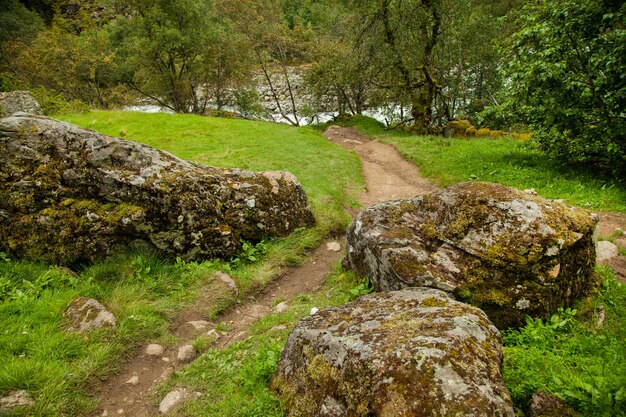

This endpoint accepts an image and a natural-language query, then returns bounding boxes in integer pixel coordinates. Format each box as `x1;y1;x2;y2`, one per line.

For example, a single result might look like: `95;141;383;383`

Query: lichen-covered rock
0;91;43;117
62;296;116;333
346;182;598;328
0;114;315;264
272;288;514;417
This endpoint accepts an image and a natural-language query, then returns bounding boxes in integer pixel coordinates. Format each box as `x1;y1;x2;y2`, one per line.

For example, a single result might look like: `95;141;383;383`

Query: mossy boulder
0;114;315;264
0;91;43;117
346;182;598;328
272;288;514;417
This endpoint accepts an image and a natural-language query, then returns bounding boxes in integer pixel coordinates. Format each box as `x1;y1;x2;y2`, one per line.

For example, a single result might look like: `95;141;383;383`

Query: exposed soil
96;126;433;416
324;125;436;207
96;126;626;416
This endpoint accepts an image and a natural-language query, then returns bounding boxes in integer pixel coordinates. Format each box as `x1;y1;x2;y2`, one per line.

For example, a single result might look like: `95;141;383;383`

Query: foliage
0;0;43;47
503;269;626;416
503;0;626;174
229;240;271;270
109;0;219;114
5;18;126;109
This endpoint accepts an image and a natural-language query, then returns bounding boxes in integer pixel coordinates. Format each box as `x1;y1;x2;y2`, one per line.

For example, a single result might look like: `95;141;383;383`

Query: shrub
504;0;626;175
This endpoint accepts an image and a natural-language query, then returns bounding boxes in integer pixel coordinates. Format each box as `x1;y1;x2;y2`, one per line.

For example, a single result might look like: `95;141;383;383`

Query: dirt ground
96;125;626;416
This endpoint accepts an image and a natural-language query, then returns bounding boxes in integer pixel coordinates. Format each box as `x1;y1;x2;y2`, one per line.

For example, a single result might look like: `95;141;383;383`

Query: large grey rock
346;182;598;328
0;114;315;264
0;91;43;117
272;288;514;417
62;296;116;333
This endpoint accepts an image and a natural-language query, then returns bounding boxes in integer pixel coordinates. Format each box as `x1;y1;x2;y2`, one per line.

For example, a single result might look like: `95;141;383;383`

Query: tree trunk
411;78;434;133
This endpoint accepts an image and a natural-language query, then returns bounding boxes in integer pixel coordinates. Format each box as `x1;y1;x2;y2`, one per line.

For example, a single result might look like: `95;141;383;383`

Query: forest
1;0;624;175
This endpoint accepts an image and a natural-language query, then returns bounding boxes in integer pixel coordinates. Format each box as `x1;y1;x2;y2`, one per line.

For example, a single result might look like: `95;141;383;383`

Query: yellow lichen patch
420;222;441;240
307;354;338;386
420;297;448;308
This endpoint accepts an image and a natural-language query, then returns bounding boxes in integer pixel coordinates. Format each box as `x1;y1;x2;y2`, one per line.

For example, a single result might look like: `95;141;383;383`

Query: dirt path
96;126;434;416
324;125;436;206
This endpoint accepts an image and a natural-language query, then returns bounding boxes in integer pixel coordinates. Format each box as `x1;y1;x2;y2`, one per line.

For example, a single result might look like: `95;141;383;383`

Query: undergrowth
503;267;626;416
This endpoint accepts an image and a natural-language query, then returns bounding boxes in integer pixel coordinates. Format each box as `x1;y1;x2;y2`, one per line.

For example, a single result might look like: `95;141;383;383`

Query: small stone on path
326;241;341;252
215;271;238;295
187;320;210;331
310;307;319;315
207;329;221;341
116;409;124;415
177;345;196;363
146;344;164;356
159;389;189;415
125;375;139;386
273;301;289;313
0;390;34;413
597;240;619;262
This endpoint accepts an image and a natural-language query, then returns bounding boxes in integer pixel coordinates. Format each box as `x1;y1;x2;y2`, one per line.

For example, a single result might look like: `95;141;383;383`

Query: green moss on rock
0;114;315;265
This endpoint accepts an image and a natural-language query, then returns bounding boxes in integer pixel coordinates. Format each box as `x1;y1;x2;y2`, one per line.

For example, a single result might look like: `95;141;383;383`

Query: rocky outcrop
0;91;43;116
346;182;598;328
272;288;514;417
0;114;315;264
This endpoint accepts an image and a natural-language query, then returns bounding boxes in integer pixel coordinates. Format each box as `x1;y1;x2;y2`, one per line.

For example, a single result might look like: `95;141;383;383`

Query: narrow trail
96;126;625;415
96;126;434;416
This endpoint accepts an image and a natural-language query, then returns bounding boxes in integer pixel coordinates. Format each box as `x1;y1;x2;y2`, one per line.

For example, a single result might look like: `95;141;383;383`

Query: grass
1;111;364;416
0;249;222;416
335;115;626;213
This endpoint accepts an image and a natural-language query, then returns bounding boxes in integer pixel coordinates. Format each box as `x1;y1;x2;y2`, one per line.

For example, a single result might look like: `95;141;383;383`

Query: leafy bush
503;270;626;416
504;0;626;174
30;86;90;115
